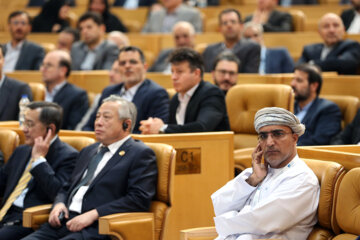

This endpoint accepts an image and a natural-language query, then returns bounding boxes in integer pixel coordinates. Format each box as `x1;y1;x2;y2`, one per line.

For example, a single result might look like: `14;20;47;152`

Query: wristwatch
159;124;168;133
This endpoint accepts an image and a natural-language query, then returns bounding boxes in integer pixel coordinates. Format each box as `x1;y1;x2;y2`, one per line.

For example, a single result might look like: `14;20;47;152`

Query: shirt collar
296;99;314;113
178;82;199;102
120;80;143;96
99;135;131;155
7;40;24;50
0;75;5;89
46;81;67;95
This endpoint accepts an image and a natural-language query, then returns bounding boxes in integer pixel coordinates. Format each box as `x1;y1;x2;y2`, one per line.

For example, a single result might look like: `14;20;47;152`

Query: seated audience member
113;0;156;8
41;50;89;130
27;0;75;6
244;0;293;32
32;0;71;33
291;64;341;146
140;47;230;134
341;0;360;34
57;27;80;52
149;21;195;73
298;13;360;75
82;46;169;133
75;60;123;130
0;101;77;240
71;12;119;70
203;8;260;73
331;109;360;144
212;107;319;239
0;45;33;121
3;11;45;72
142;0;203;33
212;51;240;95
279;0;317;6
88;0;128;32
187;0;220;6
243;22;294;74
23;96;158;240
0;151;3;168
107;31;130;49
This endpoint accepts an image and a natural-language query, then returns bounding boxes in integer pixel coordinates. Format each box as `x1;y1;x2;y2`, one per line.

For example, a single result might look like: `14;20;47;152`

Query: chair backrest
321;95;360;129
335;168;360;237
0;129;20;164
59;136;96;152
226;84;294;149
29;82;45;101
289;9;306;32
303;159;345;239
145;142;176;240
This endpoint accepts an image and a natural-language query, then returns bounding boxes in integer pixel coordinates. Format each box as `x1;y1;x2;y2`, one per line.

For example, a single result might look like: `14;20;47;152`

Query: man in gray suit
149;21;195;73
3;11;45;72
142;0;202;33
71;12;119;70
202;8;261;73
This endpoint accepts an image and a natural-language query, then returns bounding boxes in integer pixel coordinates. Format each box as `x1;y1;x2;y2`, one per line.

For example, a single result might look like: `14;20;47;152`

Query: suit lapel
15;41;28;69
53;83;69;103
184;81;204;123
93;41;107;69
132;80;148;107
0;77;10;118
301;98;319;124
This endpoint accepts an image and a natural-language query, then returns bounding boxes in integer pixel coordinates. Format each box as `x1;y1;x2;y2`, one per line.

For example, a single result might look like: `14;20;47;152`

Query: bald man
41;50;89;129
298;13;360;75
148;21;195;73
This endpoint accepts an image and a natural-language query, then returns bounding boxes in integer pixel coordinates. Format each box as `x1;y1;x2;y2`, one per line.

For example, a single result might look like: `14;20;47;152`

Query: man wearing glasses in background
211;107;320;240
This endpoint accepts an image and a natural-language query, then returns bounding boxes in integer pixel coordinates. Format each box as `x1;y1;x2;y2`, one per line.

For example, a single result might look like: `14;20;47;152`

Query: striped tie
0;158;35;221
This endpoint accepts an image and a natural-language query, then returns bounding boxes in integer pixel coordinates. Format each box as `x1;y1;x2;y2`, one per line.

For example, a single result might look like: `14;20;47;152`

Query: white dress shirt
212;156;320;240
347;11;360;34
119;81;143;102
176;83;199;125
69;136;131;213
45;81;67;102
3;41;24;73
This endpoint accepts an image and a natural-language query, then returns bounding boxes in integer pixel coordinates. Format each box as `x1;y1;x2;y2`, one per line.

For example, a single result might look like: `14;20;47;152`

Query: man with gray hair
24;95;158;240
211;107;319;240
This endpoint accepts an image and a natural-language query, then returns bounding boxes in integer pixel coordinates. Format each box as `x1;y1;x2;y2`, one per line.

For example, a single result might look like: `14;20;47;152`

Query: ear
124;119;132;131
47;123;56;134
292;133;299;143
310;82;319;94
194;68;201;78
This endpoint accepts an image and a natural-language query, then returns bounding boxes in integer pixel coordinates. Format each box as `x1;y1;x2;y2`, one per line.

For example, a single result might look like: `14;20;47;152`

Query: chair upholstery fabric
0;129;20;163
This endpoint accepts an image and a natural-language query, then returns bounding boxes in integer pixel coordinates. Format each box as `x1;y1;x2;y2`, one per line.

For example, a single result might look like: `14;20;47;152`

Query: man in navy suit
41;50;89;130
243;22;294;74
23;96;158;240
331;108;360;145
3;11;45;72
291;64;341;146
298;13;360;75
82;46;169;133
0;102;77;239
341;0;360;34
140;47;230;134
0;44;33;121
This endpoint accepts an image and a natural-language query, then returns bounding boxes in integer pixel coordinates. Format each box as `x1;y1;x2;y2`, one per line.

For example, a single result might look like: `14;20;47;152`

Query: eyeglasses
40;63;57;69
258;130;293;142
215;69;237;77
10;20;28;26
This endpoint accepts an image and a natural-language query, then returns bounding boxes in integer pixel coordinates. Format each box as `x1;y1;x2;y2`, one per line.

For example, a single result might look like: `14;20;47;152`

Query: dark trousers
0;205;34;240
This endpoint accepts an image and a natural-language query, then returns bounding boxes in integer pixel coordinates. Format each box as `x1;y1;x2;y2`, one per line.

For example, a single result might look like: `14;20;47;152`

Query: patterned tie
0;157;36;221
67;146;109;206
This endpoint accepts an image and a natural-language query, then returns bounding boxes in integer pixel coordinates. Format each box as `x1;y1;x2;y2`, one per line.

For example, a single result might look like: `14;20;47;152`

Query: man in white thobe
212;107;320;240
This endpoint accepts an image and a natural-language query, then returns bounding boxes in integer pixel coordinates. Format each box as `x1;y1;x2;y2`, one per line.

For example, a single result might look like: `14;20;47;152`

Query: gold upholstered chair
0;129;20;163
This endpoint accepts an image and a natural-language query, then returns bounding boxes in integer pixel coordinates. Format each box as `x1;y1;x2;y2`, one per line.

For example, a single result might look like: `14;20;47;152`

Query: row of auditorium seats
0;3;349;32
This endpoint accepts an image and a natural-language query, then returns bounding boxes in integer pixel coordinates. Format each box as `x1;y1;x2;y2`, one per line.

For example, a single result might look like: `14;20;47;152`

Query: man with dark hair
41;50;88;130
291;63;341;145
212;51;240;94
140;47;230;134
57;27;80;52
298;13;360;75
71;11;119;70
82;46;169;133
3;11;45;72
0;44;33;121
0;101;77;240
23;96;157;240
331;109;360;145
202;8;260;73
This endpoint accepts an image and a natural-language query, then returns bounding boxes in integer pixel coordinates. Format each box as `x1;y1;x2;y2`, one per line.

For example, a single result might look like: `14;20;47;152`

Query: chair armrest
99;212;155;240
180;226;217;240
23;204;52;229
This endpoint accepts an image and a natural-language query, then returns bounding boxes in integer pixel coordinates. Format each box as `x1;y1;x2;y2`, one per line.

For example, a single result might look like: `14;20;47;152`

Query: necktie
67;146;109;206
0;158;36;221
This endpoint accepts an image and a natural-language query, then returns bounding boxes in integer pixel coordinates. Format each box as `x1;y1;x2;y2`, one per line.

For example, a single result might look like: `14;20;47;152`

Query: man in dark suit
149;21;196;73
140;47;230;134
212;51;240;95
279;0;317;6
202;8;260;73
3;11;45;72
71;12;119;70
0;101;77;240
82;46;169;133
298;13;360;75
243;22;294;74
23;96;158;240
113;0;156;7
291;64;341;146
341;0;360;34
331;109;360;145
0;45;33;121
41;50;89;130
244;0;293;32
